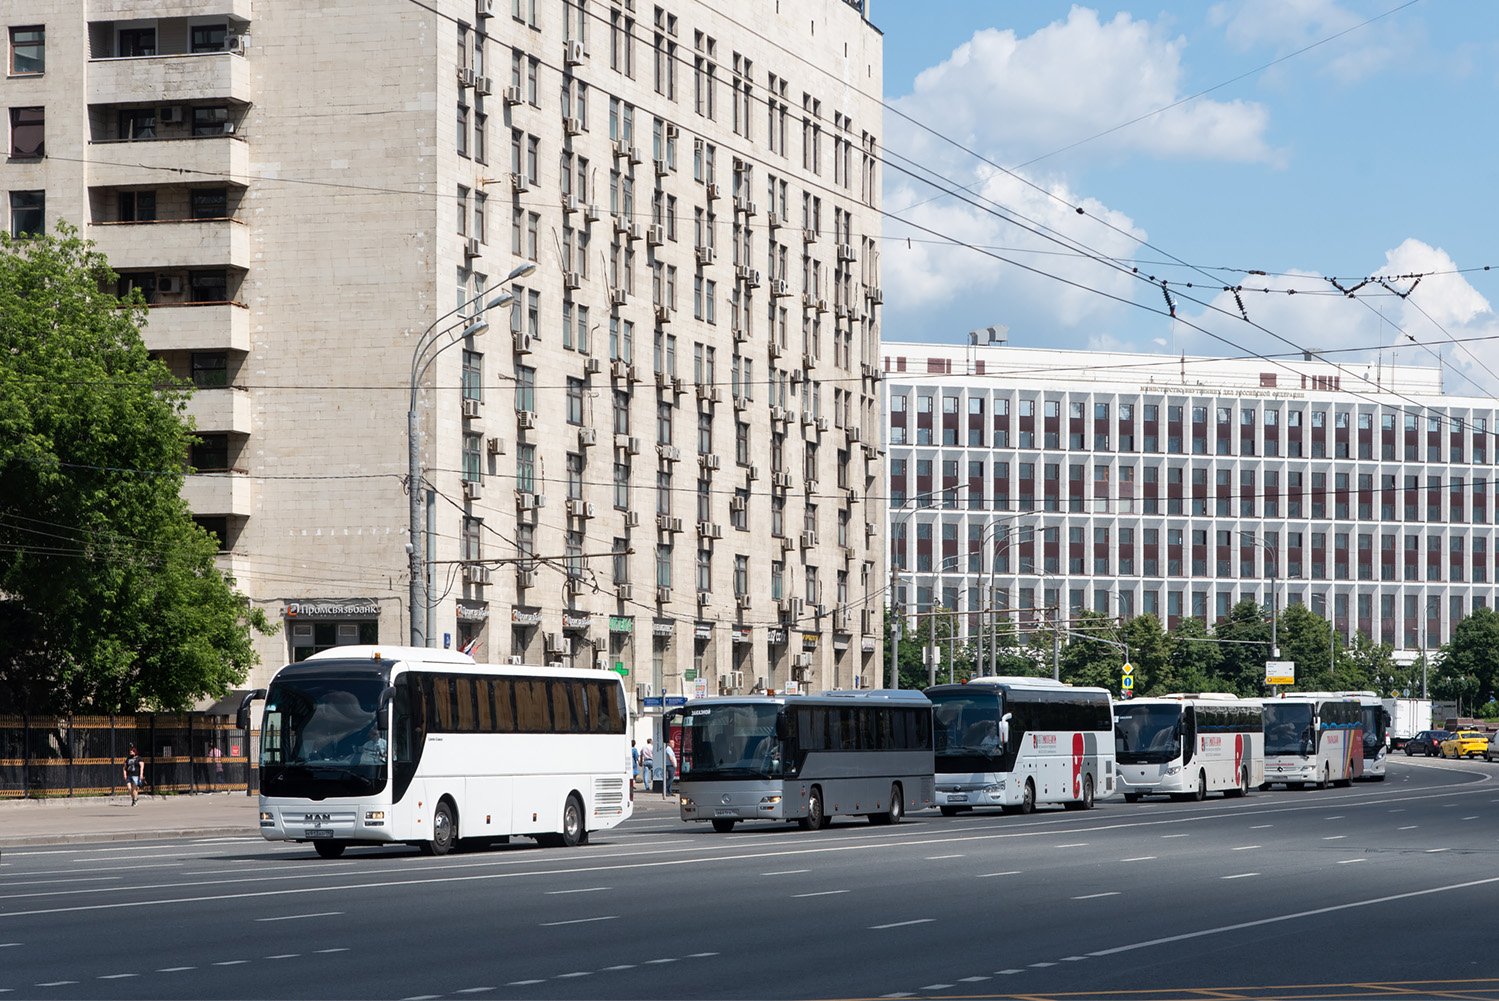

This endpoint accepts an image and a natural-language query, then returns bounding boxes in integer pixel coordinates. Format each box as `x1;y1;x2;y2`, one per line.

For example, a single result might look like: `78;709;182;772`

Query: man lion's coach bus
248;646;633;858
926;676;1116;815
1113;694;1264;801
1260;693;1364;789
670;690;934;832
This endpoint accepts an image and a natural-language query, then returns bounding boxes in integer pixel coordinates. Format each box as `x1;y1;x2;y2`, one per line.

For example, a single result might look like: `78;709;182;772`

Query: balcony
182;470;251;517
88;0;252;18
138;302;249;353
88;135;247;189
90;217;249;271
184;386;251;435
88;51;251;106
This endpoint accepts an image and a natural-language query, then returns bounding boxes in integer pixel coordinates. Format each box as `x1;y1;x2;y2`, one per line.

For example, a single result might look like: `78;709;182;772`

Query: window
566;377;584;424
10;27;44;75
461;350;483;402
191;352;228;388
118;28;155;57
188;269;227;303
463;433;482;482
118;190;156;222
190;188;228;219
192;106;229;136
190;23;228;52
9;107;43;157
457;103;470;156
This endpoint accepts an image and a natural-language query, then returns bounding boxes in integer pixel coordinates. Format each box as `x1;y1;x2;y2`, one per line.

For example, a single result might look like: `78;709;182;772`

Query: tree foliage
0;225;272;714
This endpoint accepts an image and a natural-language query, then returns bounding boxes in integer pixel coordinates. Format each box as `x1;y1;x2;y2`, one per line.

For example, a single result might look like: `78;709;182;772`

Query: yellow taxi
1440;730;1489;759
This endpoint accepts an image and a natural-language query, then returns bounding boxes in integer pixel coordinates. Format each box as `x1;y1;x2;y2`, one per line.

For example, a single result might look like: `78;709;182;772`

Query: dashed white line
315;948;349;954
1427;848;1448;854
1325;816;1345;820
1030;962;1056;968
1162;834;1189;839
920;985;953;991
761;869;809;876
97;974;137;980
556;972;591;978
1055;843;1089;848
157;967;195;973
1061;956;1089;962
1250;824;1273;829
1222;873;1260;880
455;989;494;994
1323;836;1347;841
977;870;1021;877
256;911;343;922
1337;859;1367;865
926;854;965;859
213;960;248;966
506;980;544;986
686;952;720;958
1463;816;1478;821
996;969;1023;975
1398;826;1419;830
1120;856;1156;862
644;958;678;964
266;954;300;960
871;919;934;930
546;887;611;895
1072;892;1120;900
1232;846;1260;851
0;944;18;949
960;975;992;981
600;965;635;971
34;982;78;987
881;993;915;998
540;915;618;926
793;890;849;898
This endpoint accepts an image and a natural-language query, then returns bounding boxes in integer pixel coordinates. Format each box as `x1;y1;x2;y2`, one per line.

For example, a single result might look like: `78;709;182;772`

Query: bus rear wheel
711;818;737;833
799;787;826;830
1226;767;1249;798
313;840;346;859
1065;774;1095;810
870;784;904;825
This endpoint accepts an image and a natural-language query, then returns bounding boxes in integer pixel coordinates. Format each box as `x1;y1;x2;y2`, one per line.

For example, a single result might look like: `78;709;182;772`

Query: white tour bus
1290;691;1389;781
669;689;934;831
1260;693;1364;789
926;676;1117;815
1114;694;1264;801
249;646;633;857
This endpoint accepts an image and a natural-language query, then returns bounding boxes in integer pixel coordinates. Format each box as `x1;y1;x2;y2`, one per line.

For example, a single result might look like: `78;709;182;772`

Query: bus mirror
236;688;266;732
374;686;397;731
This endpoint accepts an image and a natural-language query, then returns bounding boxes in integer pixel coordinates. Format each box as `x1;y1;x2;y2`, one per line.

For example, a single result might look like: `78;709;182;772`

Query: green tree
1160;616;1223;695
1058;609;1126;691
1122;614;1171;695
1345;631;1400;695
1441;606;1499;706
0;225;272;714
1276;603;1340;691
1211;599;1273;695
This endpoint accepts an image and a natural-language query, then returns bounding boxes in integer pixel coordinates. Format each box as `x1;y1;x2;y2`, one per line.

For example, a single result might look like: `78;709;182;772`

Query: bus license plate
947;793;968;803
305;829;334;839
714;809;737;817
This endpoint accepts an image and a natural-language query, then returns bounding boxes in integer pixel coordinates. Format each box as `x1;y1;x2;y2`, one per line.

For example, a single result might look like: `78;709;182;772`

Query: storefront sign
861;636;877;652
802;632;819;650
455;601;489;622
511;608;543;626
767;628;787;645
732;628;752;645
609;616;634;633
653;619;675;637
833;638;849;652
693;622;712;640
562;612;592;630
286;599;379;618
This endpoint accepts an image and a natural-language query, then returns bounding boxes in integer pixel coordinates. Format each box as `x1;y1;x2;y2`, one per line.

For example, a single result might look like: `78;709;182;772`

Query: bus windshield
1362;705;1386;753
1264;703;1315;756
930;691;1004;769
679;703;783;781
260;675;389;798
1114;704;1182;764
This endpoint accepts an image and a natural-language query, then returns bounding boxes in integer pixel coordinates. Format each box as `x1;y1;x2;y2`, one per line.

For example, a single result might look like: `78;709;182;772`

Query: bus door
1180;705;1197;766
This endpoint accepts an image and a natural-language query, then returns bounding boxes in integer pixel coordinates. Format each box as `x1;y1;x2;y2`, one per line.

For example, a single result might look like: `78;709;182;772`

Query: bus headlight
680;797;694;808
760;795;781;810
1165;765;1181;775
364;811;385;821
259;812;273;821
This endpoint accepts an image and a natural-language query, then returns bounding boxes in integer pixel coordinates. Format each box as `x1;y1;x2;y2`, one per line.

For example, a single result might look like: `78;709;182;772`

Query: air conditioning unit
513;332;534;354
657;515;683;533
610;359;632;381
613;138;630;159
564;576;584;596
655;586;672;604
486;436;505;455
626;221;643;242
657;444;681;463
816;298;829;314
628;145;644;165
475;76;494;97
801;410;817;427
636;683;653;700
816;417;830;433
508;655;525;665
695;246;716;267
585;203;603;222
625;511;640;527
616;584;634;601
614;433;641;454
512;173;530;193
801;292;816;310
563;116;583;137
736;594;752;609
698;521;722;540
463;479;483;501
794;653;812;669
462;563;491;584
800;531;818;549
847;425;863;444
734;196;757;216
769;406;788;424
654;304;673;324
697;591;711;607
610;287;628;307
729;494;746;514
772;472;794;490
515;490;539;511
837;242;856;262
768;340;784;362
585;357;603;375
224;34;246;55
562;194;581;214
160;106;184;125
463;236;481;259
567;499;597;519
747;269;763;289
770;279;790;298
654;370;672;391
503;85;523;106
515;410;538;430
157;275;183;294
698;453;721;471
866;285;883;305
462;398;482;419
746;464;760;481
578;427;597;447
458;67;476;88
647;224;666;247
671;375;686;395
545;631;568;653
865;521;877;538
805;478;819;495
802;227;817;244
516;570;536;589
654;158;670;177
732;327;748;347
477;0;496;18
767;210;782;229
562;271;582;291
564;39;584;66
705;182;722;200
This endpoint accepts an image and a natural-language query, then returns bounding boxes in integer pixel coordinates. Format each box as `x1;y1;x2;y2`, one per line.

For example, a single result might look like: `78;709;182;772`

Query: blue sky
873;1;1499;395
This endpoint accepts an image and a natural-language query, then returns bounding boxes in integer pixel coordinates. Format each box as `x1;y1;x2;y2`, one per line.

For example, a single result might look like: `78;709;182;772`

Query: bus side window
514;678;548;731
493;679;517;732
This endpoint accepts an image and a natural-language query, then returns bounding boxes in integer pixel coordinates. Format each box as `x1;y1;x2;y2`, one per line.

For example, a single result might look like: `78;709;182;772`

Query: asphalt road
3;757;1498;1001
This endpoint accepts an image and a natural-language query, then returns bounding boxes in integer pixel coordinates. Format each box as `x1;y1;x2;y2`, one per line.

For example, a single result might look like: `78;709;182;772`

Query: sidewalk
0;786;680;849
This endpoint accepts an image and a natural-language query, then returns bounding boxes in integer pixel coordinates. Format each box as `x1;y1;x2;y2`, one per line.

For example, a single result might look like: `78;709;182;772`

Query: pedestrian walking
630;740;640;787
123;745;143;806
663;740;677;798
641;738;654;792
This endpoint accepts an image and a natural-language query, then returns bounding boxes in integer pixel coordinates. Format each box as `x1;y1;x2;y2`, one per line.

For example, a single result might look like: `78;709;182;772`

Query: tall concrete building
884;334;1498;657
5;0;886;703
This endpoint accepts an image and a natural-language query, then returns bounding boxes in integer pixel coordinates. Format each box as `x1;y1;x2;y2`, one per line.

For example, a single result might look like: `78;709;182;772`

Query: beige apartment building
4;0;886;703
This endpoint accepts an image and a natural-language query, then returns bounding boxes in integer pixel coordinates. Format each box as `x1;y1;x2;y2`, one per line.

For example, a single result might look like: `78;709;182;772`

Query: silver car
1486;733;1499;762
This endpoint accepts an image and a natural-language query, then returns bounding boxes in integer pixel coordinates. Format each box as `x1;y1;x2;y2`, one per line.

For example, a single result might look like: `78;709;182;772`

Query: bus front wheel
1003;780;1035;815
711;818;737;832
313;840;346;859
799;787;826;830
421;799;457;856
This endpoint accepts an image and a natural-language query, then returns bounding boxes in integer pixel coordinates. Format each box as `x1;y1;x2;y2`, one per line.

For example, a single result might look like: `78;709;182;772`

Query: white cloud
1209;0;1402;85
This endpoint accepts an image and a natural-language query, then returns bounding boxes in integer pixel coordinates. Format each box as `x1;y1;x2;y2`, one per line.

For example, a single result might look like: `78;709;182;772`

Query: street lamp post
1240;531;1280;686
407;264;534;647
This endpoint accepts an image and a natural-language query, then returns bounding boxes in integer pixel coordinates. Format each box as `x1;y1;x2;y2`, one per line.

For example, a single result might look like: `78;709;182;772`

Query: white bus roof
961;676;1112;695
290;647;625;681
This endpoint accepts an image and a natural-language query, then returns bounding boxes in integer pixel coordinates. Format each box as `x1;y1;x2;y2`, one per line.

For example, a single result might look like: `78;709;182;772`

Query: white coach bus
926;677;1117;815
249;646;633;858
671;690;935;832
1114;694;1263;801
1287;691;1389;781
1260;693;1364;789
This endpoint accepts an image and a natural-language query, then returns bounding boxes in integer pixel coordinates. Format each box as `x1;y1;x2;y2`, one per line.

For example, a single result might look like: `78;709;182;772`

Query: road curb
0;826;253;849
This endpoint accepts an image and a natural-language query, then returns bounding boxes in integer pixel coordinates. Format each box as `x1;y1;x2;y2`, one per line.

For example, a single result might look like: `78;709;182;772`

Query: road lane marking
540;915;617;926
1463;816;1478;821
1030;962;1056;968
960;975;992;981
1162;834;1189;839
686;953;719;958
1120;857;1156;862
97;974;137;979
1337;859;1367;864
545;887;610;894
1073;892;1119;900
1323;836;1347;840
456;989;494;994
34;982;77;987
157;967;195;972
1055;843;1088;848
1325;816;1345;820
926;854;965;859
871;919;933;930
0;944;18;948
1222;873;1260;879
1061;956;1088;961
601;965;635;971
506;981;544;986
315;948;349;954
1398;826;1418;830
556;972;591;978
255;911;343;922
1232;846;1260;851
881;994;915;998
996;969;1023;975
213;960;248;966
644;958;678;964
1427;848;1448;853
266;954;300;960
977;871;1021;877
792;890;848;898
761;870;809;876
1250;824;1273;829
920;985;953;991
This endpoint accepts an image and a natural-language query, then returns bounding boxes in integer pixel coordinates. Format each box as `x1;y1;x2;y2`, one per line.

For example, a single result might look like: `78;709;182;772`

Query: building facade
5;0;886;702
883;336;1499;656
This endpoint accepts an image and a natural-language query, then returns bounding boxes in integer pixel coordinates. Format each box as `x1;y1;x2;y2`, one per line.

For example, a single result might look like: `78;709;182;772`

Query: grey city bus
669;690;935;832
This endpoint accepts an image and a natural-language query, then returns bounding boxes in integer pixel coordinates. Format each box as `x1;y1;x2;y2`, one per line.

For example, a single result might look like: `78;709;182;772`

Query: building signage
802;632;819;650
693;622;712;640
562;612;592;630
833;638;849;652
285;599;379;618
767;628;787;645
1265;660;1295;686
732;628;752;645
455;602;489;622
861;636;877;652
653;619;675;637
608;616;634;633
693;678;709;699
511;608;543;626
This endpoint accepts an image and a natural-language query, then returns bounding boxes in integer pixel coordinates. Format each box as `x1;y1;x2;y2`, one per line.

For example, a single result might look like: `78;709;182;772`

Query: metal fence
0;714;253;798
